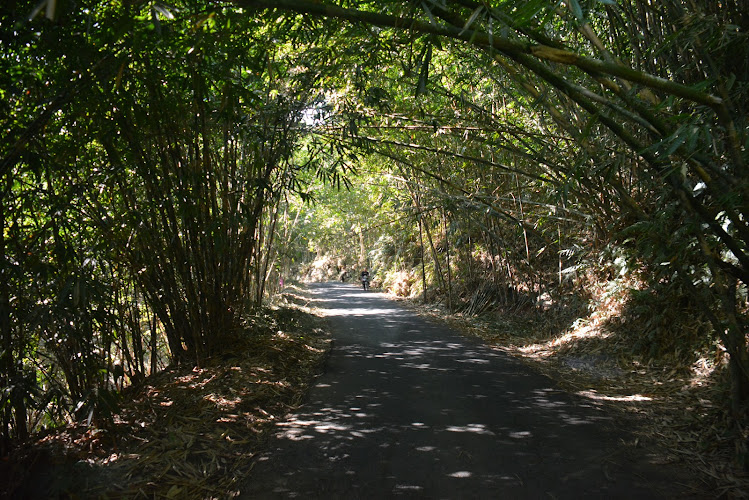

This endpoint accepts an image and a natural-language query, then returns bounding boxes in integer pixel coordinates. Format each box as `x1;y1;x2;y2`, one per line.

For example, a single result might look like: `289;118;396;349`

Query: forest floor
3;282;748;498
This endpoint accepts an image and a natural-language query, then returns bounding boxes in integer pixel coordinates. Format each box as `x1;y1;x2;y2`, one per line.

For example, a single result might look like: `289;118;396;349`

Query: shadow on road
240;282;697;499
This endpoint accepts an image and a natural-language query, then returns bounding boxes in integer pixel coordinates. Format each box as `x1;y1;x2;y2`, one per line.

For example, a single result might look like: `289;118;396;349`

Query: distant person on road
360;268;370;290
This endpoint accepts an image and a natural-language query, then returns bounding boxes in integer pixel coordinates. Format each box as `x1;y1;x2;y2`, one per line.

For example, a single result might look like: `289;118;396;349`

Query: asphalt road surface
239;282;699;499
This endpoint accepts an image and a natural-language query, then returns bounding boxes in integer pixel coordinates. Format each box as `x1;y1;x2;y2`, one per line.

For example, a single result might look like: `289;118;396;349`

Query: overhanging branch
234;0;724;108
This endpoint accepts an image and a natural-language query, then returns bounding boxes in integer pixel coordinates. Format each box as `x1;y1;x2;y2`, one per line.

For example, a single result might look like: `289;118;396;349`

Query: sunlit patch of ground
517;321;614;358
575;390;652;402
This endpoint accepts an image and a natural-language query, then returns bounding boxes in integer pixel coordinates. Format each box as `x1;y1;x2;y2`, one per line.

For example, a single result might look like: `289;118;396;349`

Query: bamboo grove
2;0;748;462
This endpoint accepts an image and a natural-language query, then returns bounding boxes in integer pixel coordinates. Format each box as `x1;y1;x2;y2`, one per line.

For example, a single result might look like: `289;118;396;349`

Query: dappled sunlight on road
321;307;404;317
313;283;402;317
241;282;672;499
445;424;496;436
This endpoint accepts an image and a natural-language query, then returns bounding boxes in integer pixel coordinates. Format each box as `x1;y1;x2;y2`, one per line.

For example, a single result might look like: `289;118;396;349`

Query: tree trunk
444;210;453;313
423;213;445;292
1;174;28;446
722;281;749;416
419;213;427;304
0;175;13;454
150;313;158;376
358;222;366;269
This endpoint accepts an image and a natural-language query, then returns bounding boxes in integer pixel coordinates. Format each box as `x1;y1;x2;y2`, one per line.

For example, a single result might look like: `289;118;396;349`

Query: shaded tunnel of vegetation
1;0;748;470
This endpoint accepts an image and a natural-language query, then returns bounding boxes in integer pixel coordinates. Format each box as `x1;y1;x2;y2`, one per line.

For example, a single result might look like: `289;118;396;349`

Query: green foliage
0;0;346;446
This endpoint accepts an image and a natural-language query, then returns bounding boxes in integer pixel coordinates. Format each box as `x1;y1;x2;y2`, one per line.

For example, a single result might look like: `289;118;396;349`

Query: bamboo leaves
415;37;433;97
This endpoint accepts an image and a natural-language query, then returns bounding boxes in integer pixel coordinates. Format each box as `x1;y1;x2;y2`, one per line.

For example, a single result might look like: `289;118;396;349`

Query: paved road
239;282;697;499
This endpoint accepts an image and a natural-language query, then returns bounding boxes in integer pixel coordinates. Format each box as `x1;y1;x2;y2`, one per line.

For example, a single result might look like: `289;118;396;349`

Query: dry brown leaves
7;288;331;499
